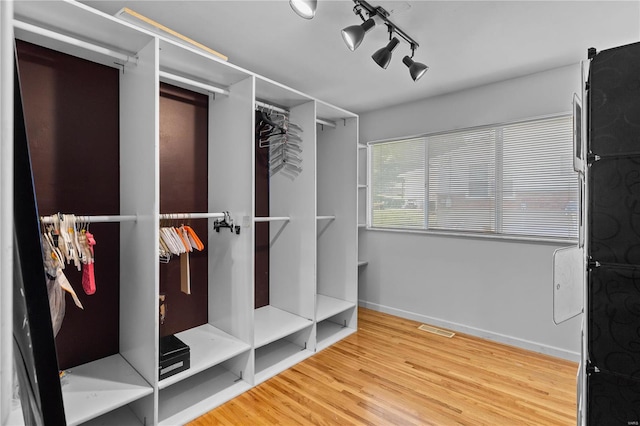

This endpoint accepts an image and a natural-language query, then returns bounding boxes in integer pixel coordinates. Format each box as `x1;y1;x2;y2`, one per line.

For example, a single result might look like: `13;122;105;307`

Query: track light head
372;37;399;69
289;0;317;19
402;55;428;81
341;18;376;51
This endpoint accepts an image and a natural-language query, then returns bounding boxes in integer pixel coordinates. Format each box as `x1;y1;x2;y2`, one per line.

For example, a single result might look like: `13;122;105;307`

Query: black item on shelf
159;334;190;380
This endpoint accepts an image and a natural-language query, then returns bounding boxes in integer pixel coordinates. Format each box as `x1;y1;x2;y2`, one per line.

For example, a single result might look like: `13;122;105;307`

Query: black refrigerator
585;40;640;424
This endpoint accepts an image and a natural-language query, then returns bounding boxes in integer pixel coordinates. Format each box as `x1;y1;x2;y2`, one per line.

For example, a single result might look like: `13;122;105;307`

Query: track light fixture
403;45;429;81
341;0;428;81
289;0;317;19
341;18;376;51
372;37;399;69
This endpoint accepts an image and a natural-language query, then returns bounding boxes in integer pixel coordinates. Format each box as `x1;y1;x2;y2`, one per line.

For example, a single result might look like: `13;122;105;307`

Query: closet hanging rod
13;20;137;66
160;212;226;220
316;118;337;128
255;100;338;128
316;215;336;220
255;100;288;115
40;214;138;224
254;216;291;223
159;71;229;96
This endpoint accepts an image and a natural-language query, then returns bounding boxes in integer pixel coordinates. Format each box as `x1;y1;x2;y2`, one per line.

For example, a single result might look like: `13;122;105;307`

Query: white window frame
366;113;579;244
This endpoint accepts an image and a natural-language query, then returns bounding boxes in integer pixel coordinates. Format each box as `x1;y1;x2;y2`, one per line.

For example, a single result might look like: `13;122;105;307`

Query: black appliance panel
589;265;640;378
589;41;640;157
588;156;640;265
588;370;640;424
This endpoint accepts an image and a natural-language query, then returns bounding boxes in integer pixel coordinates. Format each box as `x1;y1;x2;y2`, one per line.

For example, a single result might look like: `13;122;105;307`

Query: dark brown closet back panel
159;83;209;336
255;111;270;308
16;40;120;370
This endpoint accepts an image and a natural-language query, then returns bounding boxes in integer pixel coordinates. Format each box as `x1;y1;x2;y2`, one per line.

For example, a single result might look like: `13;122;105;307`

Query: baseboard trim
358;300;580;362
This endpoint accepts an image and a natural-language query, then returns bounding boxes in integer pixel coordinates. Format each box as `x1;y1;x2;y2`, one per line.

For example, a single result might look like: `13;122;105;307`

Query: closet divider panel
0;1;13;424
15;39;121;370
255;109;270;309
119;36;159;403
158;82;209;337
208;76;254;346
269;100;316;321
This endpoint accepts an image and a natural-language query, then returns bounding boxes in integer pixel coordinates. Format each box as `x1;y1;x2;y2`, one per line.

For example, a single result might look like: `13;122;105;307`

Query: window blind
501;116;577;238
427;128;496;233
369;115;578;240
371;138;425;228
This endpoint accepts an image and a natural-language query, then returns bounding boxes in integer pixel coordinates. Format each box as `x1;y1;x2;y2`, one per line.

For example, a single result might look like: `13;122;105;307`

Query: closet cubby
253;77;316;383
13;2;158;423
156;39;254;425
4;1;358;424
315;102;359;350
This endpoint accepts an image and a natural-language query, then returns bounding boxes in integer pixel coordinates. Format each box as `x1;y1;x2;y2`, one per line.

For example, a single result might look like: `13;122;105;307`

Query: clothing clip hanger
213;211;241;234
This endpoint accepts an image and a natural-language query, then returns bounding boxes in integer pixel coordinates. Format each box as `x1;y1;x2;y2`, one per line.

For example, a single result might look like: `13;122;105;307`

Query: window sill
365;226;578;245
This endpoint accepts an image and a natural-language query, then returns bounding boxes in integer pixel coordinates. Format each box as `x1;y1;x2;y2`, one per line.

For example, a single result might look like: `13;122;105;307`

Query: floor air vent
418;324;455;338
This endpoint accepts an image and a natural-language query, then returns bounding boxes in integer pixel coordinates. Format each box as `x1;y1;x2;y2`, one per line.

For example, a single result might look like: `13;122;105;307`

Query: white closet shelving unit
357;143;368;229
357;142;368;271
253;77;316;385
3;1;359;424
356;141;368;312
155;37;254;426
315;102;359;351
12;2;158;425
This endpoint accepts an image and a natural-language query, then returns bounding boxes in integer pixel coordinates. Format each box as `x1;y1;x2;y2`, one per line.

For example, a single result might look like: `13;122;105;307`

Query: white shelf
82;405;143;426
159;324;251;389
254;340;313;385
316;321;357;352
158;366;251;426
254;305;313;349
60;354;153;426
254;216;291;223
316;294;355;322
13;1;153;70
358;260;368;267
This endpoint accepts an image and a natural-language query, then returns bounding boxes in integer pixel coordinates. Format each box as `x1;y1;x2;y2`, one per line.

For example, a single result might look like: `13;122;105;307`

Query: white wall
359;64;582;360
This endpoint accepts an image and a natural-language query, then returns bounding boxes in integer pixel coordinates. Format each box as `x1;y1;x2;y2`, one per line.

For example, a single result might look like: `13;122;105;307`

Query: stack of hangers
158;224;204;262
159;223;204;295
256;108;304;178
40;214;96;335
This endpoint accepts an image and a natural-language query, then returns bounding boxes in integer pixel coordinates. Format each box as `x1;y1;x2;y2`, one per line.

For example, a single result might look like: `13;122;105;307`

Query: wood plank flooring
189;308;578;425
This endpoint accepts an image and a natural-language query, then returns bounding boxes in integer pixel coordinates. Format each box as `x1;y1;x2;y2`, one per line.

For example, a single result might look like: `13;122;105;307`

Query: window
369;115;578;240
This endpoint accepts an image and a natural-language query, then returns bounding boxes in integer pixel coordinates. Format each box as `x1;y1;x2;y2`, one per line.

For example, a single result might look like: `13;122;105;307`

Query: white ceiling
82;0;639;114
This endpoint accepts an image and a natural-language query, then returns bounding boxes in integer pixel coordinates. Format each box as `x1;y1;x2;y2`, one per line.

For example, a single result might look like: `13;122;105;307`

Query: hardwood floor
189;308;578;425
